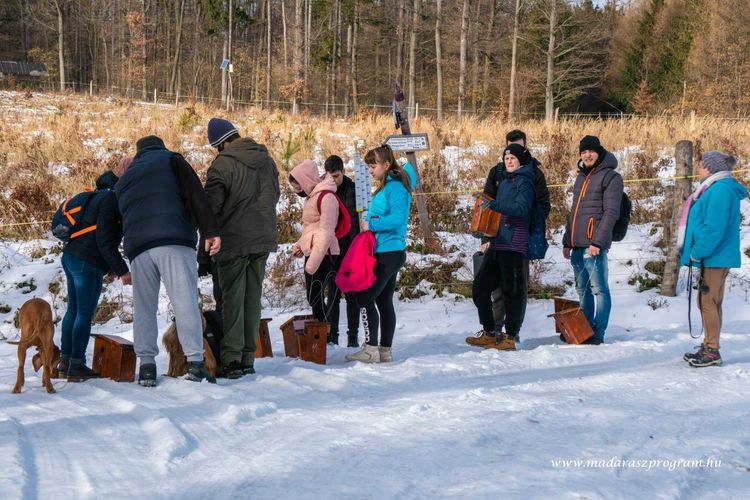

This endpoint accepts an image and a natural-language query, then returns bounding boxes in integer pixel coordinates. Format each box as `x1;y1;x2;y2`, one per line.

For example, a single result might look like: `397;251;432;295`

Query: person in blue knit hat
204;118;280;378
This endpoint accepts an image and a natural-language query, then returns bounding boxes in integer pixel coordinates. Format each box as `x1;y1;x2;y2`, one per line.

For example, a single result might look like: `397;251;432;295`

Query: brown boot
466;329;498;347
484;333;516;351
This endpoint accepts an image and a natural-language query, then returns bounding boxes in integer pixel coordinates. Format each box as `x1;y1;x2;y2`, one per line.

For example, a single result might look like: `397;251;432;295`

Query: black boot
347;332;359;348
56;354;70;378
221;360;244;379
186;360;216;383
327;332;339;345
138;363;157;387
67;358;101;382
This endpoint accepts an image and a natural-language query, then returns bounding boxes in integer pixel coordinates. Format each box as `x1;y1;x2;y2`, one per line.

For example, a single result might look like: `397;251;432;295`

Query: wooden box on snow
91;334;136;382
547;307;593;345
254;318;273;358
297;321;328;365
279;315;316;358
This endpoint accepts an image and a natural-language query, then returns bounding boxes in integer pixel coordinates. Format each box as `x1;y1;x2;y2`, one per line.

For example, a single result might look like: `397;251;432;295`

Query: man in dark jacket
204;118;280;378
116;135;221;386
324;155;361;346
59;171;131;381
562;135;624;344
481;130;550;337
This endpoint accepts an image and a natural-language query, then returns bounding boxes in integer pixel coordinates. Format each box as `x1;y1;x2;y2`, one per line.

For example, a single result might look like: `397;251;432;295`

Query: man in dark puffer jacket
562;135;624;345
481;130;550;337
116;135;221;386
204;118;280;379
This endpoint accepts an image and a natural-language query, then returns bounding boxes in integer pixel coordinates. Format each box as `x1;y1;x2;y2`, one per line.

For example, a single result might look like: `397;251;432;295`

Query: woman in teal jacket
680;151;748;367
346;145;415;363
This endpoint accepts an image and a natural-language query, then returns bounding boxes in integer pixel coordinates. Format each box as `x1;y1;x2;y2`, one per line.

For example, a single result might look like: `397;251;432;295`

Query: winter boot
347;333;359;348
222;360;244;379
484;332;517;351
186;360;216;383
378;346;393;363
688;347;722;367
345;344;380;363
67;358;101;382
56;354;70;378
138;363;157;387
327;332;339;345
241;354;256;375
466;329;498;347
683;344;705;362
582;336;604;345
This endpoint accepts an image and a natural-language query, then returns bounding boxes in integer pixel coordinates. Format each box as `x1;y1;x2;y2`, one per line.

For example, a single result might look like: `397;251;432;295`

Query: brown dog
162;313;218;378
12;298;61;394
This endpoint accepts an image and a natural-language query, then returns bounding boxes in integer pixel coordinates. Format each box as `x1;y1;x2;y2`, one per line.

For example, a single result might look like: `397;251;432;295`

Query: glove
198;261;212;277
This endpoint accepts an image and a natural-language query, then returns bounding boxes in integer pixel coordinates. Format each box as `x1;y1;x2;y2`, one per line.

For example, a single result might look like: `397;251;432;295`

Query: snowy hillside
1;220;750;498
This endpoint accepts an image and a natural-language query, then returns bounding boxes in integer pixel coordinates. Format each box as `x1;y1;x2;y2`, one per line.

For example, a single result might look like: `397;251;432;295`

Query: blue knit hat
207;118;238;148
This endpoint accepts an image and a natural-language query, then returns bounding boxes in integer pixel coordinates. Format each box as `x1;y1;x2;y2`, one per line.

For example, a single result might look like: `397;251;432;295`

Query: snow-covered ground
1;220;750;498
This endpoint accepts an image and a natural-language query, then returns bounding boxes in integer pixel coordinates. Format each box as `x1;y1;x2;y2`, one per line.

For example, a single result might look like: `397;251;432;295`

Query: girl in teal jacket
680;151;748;367
346;145;414;363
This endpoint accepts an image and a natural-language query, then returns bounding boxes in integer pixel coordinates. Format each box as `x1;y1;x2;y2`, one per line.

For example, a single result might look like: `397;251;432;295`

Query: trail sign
353;149;371;215
220;59;230;70
384;133;430;152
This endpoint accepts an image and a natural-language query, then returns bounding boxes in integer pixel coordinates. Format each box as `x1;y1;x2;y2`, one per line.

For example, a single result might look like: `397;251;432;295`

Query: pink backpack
335;231;376;293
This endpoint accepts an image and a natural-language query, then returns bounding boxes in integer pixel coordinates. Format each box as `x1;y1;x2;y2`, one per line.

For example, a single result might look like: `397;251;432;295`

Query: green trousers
217;252;269;367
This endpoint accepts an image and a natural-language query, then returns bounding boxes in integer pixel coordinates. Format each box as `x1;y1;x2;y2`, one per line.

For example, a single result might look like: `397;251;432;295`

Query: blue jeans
61;252;104;360
570;248;611;340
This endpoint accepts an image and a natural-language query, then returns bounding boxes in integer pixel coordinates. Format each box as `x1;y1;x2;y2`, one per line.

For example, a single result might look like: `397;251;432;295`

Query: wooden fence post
661;140;693;296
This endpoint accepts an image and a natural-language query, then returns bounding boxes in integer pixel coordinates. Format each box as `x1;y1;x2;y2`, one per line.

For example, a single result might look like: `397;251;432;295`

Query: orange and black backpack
51;189;100;243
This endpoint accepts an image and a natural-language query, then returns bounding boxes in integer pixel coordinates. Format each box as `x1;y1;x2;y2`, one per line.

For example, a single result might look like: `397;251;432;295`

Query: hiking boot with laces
466;329;498;347
688;347;722;367
683;344;705;362
67;358;101;382
222;360;244;379
138;363;157;387
484;332;517;351
186;360;217;384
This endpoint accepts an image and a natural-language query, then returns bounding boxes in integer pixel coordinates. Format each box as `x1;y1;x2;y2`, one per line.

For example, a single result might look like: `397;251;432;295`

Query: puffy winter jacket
562;151;623;250
205;137;280;261
291;160;340;274
366;163;416;253
487;164;535;254
680;177;747;268
483;156;550;221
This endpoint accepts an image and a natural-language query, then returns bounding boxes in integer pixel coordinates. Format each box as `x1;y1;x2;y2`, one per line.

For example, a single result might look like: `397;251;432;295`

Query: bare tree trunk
221;39;227;105
227;0;233;110
281;0;288;68
480;0;496;114
304;0;311;87
396;0;405;84
292;0;302;114
458;0;469;119
407;0;419;112
471;0;481;113
169;0;185;95
544;0;557;122
141;0;147;100
54;0;66;92
351;2;359;114
266;0;272;103
345;22;351;115
435;0;443;120
661;140;693;296
508;0;520;119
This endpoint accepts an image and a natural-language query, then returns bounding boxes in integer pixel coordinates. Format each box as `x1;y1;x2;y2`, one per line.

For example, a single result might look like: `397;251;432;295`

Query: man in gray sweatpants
115;136;221;386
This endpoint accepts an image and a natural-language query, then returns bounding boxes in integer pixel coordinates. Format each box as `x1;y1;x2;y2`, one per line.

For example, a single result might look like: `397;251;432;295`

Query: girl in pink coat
289;159;341;322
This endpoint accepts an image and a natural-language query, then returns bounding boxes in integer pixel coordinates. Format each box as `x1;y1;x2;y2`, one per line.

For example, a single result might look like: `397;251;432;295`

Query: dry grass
1;90;749;240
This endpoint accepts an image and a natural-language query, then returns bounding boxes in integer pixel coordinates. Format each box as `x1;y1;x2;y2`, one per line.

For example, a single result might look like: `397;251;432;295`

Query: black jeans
328;255;360;338
473;250;527;336
304;256;337;323
355;251;406;347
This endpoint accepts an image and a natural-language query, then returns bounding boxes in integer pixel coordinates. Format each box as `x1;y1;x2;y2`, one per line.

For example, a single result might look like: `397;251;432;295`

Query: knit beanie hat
579;135;605;156
503;143;528;164
207;118;238;148
701;150;736;174
95;171;119;190
136;135;166;152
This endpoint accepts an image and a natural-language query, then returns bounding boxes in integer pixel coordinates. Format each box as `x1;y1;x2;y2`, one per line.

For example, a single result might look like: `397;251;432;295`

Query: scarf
676;170;733;255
